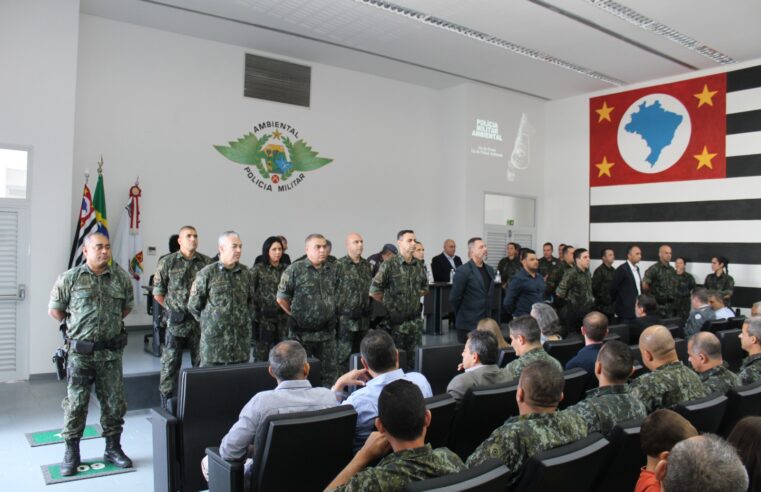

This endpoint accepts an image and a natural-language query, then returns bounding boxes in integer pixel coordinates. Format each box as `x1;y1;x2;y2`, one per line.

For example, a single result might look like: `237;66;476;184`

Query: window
0;148;28;199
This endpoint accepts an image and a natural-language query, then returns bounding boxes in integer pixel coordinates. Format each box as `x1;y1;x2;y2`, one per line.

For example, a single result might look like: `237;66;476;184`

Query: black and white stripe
589;65;761;309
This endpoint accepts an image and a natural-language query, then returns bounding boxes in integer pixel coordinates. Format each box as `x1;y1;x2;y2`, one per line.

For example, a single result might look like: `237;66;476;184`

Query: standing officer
643;245;678;318
153;225;211;408
556;248;594;336
250;236;288;362
370;229;429;371
188;231;254;366
48;232;134;476
335;232;373;369
497;242;522;287
592;247;616;321
277;233;338;385
538;242;558;281
674;257;697;322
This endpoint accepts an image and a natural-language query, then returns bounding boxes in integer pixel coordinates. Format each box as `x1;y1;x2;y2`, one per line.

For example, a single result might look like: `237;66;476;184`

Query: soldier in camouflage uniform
739;317;761;385
152;226;211;406
674;257;696;323
48;232;134;476
187;231;254;366
538;242;559;282
556;248;594;335
592;248;616;320
642;245;678;318
466;361;588;486
335;233;373;370
370;230;429;372
326;380;465;492
565;341;647;434
277;233;339;385
687;332;739;394
503;316;562;381
547;245;574;305
705;256;735;306
629;325;708;413
250;236;288;362
497;242;522;287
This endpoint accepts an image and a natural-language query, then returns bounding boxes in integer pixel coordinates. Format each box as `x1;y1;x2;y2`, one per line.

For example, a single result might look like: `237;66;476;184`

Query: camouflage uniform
497;256;521;287
250;262;288;362
699;364;740;394
465;411;588;487
704;273;735;305
152;251;211;397
629;361;708;413
643;261;678;318
592;263;616;320
335;255;373;369
538;256;559;281
556;267;594;334
503;347;563;382
187;261;254;366
547;261;573;303
330;444;465;492
370;255;429;372
738;354;761;385
48;263;134;439
277;259;338;385
674;271;697;323
684;305;715;337
564;384;647;435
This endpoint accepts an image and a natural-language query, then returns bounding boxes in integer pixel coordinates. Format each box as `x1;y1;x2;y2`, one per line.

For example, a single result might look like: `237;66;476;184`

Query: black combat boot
60;438;81;476
103;435;133;468
160;392;168;410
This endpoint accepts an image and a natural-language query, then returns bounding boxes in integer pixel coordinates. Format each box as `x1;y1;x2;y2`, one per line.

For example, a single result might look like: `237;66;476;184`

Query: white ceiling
80;0;761;100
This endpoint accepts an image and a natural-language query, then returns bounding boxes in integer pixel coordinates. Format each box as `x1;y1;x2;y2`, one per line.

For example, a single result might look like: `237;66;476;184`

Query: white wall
0;0;80;376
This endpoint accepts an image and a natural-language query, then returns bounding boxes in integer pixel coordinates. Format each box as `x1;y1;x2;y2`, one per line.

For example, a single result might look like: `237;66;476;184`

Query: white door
483;193;536;268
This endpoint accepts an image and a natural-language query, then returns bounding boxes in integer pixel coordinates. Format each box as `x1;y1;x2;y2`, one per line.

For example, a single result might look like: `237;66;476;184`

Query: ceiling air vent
244;53;311;107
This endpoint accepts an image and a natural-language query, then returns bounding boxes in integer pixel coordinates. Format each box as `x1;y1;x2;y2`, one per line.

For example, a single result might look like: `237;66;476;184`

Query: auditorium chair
206;405;357;492
424;394;457;449
728;316;746;331
151;360;321;492
603;333;621;343
543;338;584;367
416;343;465;395
631;363;649;380
607;324;630;344
629;344;643;364
674;391;729;433
661;317;683;328
717;329;744;371
674;338;688;363
665;323;684;340
719;380;761;437
701;318;729;334
593;419;645;491
559;368;588;409
448;381;519;460
511;433;610;492
403;459;510;492
497;348;517;368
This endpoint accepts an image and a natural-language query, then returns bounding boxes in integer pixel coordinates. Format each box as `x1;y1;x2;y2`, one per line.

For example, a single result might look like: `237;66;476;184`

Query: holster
168;309;187;324
52;347;68;381
69;332;128;354
387;311;419;326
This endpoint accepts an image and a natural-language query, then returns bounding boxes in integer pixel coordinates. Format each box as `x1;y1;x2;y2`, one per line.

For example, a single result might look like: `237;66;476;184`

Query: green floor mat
25;424;103;447
41;458;135;485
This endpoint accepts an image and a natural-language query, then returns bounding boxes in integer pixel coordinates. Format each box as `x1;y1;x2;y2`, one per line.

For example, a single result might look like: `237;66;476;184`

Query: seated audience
629;325;708;413
201;341;337;481
635;409;698;492
727;416;761;492
332;330;432;450
687;332;740;394
630;294;663;341
684;287;715;337
739;317;761;385
565;311;608;376
476;317;510;350
446;331;513;403
325;380;465;491
465;360;587;486
658;435;748;492
530;302;562;343
503;316;562;382
564;340;646;434
709;290;736;320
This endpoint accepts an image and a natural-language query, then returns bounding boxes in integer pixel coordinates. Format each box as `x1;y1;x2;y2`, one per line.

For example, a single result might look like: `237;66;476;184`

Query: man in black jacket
610;245;642;324
503;248;546;318
431;239;462;282
449;238;495;343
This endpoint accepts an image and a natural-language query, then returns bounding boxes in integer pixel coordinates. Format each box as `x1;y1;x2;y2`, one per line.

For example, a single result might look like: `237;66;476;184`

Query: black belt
67;333;128;354
387;312;420;325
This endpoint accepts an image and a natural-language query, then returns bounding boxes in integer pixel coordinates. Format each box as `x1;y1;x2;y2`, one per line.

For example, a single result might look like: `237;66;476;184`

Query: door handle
0;284;25;301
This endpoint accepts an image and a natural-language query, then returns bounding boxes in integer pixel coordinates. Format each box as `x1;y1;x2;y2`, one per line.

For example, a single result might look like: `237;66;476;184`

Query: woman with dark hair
250;236;288;361
705;255;735;306
674;257;696;323
727;416;761;491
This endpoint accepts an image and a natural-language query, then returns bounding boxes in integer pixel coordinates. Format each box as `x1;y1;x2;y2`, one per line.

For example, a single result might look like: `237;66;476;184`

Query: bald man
629;325;708;413
642;245;677;318
335;233;373;367
687;332;740;394
431;239;462;283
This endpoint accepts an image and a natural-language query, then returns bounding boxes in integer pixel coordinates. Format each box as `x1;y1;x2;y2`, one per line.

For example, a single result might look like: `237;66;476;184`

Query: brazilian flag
93;171;109;237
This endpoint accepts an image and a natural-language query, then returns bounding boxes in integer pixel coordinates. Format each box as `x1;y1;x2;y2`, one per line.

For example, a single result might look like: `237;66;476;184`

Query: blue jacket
449;260;495;332
565;343;602;374
503;268;545;317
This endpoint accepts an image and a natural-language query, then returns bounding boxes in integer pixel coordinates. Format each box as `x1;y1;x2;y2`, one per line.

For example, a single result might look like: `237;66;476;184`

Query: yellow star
272;129;283;140
595;101;615;123
595;156;615;177
694;146;717;170
694;84;718;108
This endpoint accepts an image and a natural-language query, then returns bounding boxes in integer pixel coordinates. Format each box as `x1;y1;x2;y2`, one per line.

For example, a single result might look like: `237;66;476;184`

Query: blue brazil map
624;100;683;166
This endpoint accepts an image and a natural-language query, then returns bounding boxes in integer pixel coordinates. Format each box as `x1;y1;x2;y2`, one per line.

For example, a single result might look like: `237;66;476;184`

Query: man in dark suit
610;245;642;324
449;237;495;343
630;294;663;341
431;239;462;282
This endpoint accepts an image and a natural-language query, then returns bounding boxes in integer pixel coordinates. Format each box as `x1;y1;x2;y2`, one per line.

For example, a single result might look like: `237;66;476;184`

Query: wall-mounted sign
214;121;333;192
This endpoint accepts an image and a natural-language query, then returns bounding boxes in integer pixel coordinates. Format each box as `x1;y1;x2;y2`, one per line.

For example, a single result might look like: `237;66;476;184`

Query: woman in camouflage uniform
674;257;697;323
705;256;735;307
250;236;288;361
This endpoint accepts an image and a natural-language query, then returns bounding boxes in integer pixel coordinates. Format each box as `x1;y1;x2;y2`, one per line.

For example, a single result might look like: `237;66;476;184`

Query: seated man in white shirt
708;290;735;320
201;340;337;481
446;330;513;403
332;329;433;451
